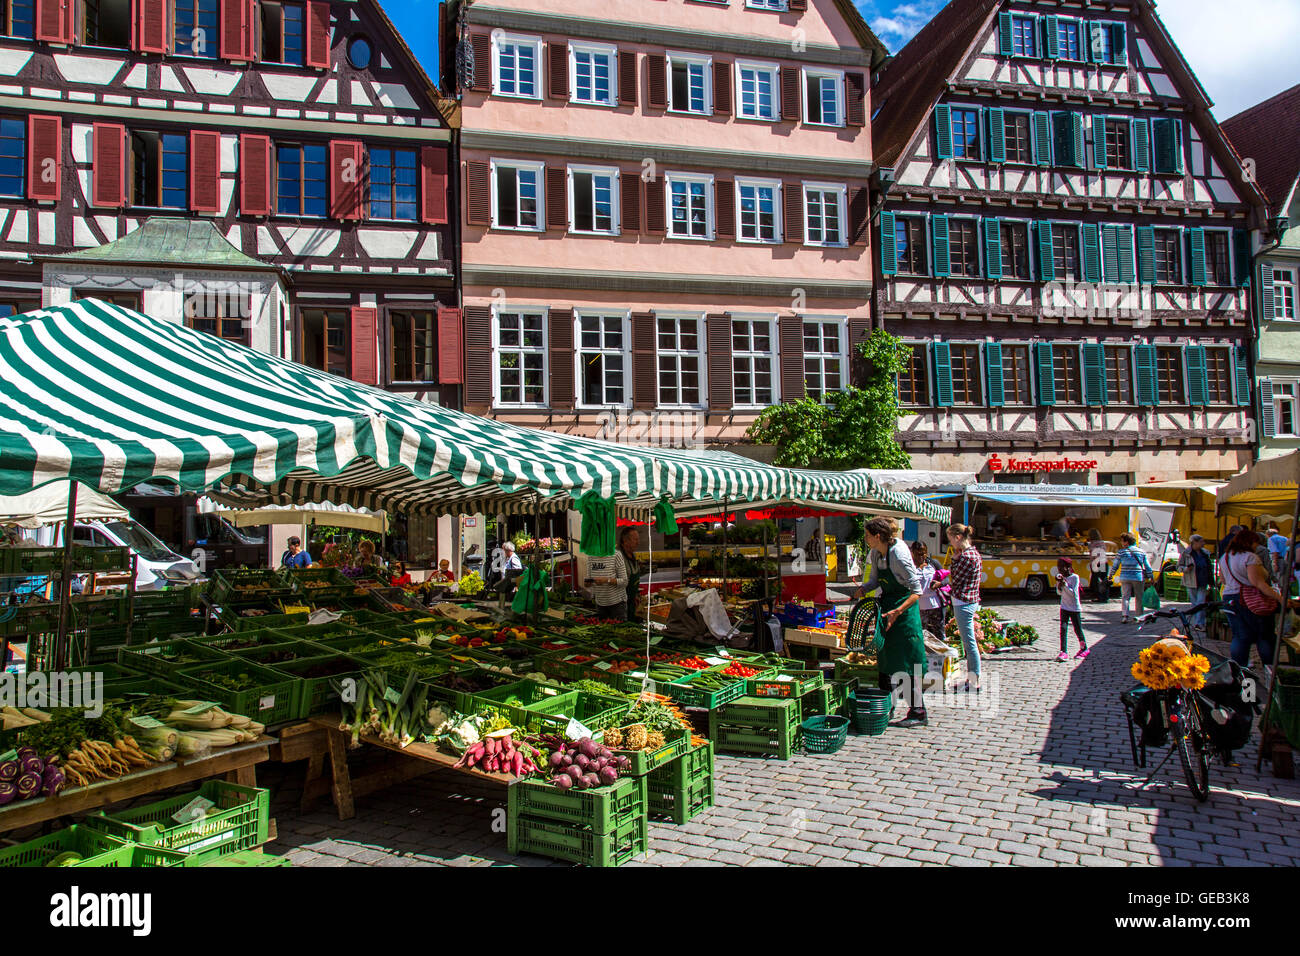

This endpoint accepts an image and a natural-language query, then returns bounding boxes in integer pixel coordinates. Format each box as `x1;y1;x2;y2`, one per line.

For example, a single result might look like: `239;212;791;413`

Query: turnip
553;774;573;791
564;766;583;782
549;751;566;769
578;738;598;759
598;767;618;786
616;756;631;771
574;754;590;771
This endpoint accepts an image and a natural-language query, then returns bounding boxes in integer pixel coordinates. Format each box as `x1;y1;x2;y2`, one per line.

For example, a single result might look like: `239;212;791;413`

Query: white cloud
857;0;945;49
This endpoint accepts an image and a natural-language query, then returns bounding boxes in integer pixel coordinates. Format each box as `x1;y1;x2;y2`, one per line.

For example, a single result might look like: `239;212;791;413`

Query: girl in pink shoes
1056;557;1089;661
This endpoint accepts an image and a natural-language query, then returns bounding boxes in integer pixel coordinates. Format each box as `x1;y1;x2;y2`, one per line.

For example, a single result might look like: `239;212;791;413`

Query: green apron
875;553;928;680
624;553;642;622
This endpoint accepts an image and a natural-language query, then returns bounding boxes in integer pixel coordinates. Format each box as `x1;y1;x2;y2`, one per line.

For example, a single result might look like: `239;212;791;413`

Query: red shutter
845;72;866;127
620;171;642;234
349;307;378;385
239;134;271;216
783;182;803;244
780;66;800;121
305;0;331;69
133;0;169;52
545;166;566;231
437;306;463;384
715;178;734;239
463;306;492;405
848;186;869;246
91;123;126;208
547;41;568;99
548;308;575;410
329;140;365;220
219;0;253;60
464;160;490;226
647;54;667;109
420;146;449;225
35;0;72;43
706;313;733;411
632;311;657;410
618;50;638;107
713;60;731;115
189;131;221;213
779;314;805;402
644;177;665;235
26;115;61;202
470;34;492;92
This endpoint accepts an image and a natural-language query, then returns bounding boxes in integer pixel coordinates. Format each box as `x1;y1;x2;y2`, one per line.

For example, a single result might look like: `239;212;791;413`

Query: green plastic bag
1142;585;1161;610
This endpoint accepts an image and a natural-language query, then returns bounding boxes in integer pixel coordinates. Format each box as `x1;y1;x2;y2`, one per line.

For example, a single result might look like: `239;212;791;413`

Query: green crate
131;587;200;620
508;810;647;867
199;849;292;867
801;679;856;718
0;825;135;867
285;567;360;602
229;639;336;669
0;600;61;635
833;659;879;684
68;623;138;667
747;668;824;699
275;653;369;718
70;595;131;627
608;724;690;775
509;773;645;833
118;638;230;677
84;781;271;864
535;648;617;684
711;722;799;759
713;695;803;732
649;739;713;793
218;604;314;632
209;568;290;605
350;646;457;679
662;670;751;710
1274;668;1300;712
422;667;516;712
103;674;186;699
173;658;298;725
474;677;571;710
143;614;208;642
331;608;403;629
647;775;714;825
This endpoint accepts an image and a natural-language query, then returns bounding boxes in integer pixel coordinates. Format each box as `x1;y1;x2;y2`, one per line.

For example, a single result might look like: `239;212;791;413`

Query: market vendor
618;527;643;622
589;543;630;619
1051;515;1077;541
856;516;928;729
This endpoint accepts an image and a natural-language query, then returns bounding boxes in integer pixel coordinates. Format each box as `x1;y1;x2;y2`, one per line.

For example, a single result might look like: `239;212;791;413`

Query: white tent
0;481;127;529
197;497;389;534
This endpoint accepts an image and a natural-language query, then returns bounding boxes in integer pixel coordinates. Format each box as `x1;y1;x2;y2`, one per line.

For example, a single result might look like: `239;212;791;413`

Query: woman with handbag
856;517;929;728
1108;532;1152;624
1218;528;1284;668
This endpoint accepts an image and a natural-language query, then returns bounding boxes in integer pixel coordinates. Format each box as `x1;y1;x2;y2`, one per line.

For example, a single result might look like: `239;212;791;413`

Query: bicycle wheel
1174;696;1211;801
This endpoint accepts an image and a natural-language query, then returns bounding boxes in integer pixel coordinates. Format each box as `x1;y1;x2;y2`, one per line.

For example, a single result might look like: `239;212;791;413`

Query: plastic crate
1274;669;1300;713
711;722;799;759
833;659;879;685
131;587;200;619
801;679;856;718
274;653;369;718
84;781;270;864
173;658;298;725
422;667;517;712
0;825;135;867
118;638;230;677
647;775;714;825
198;849;292;867
350;647;457;679
230;639;337;670
776;601;837;628
648;739;713;793
534;648;617;683
712;695;803;732
219;604;314;632
508;811;647;867
285;567;360;602
662;670;751;710
608;724;691;775
103;674;186;699
508;773;645;833
209;568;290;605
143;614;208;642
747;668;825;699
473;678;572;713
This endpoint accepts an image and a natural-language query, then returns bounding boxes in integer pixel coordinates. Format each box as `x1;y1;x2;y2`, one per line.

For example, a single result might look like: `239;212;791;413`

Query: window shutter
934;104;953;160
436;307;463;385
713;60;731;115
462;306;492;404
779;314;805;403
329;140;365;220
618;50;638;106
239;134;270;216
35;0;73;42
419;147;449;225
620;171;642;234
549;308;575;410
1187;228;1207;286
189;130;221;213
464;161;490;226
715;178;735;239
645;177;666;234
783;182;803;245
1036;221;1054;281
220;0;254;60
1109;22;1127;65
1088;21;1106;64
469;34;492;92
931;214;950;278
91;122;126;208
1233;229;1251;287
848;186;869;247
1134;343;1157;406
349;307;378;386
134;0;168;53
1091;118;1109;170
997;11;1013;56
879;210;897;276
1259;262;1276;321
1131;118;1150;172
305;0;331;69
1136;225;1155;284
1083;343;1106;405
1070;112;1085;167
647;55;667;109
632;311;658;410
985;342;1005;407
1185;344;1208;406
1259;378;1275;437
1043;15;1059;58
984;217;1002;280
26;115;61;202
706;313;733;411
1234;346;1251;405
789;0;807;10
931;341;953;407
1116;224;1135;283
1152;118;1183;174
780;66;800;121
1032;111;1052;166
545;166;566;231
986;107;1005;163
547;42;568;100
1035;342;1056;405
845;73;866;127
1082;223;1101;283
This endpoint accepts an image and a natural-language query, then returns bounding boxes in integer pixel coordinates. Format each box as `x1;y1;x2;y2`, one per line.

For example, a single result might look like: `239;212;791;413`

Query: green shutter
932;341;953;407
1117;224;1135;283
1233;229;1251;287
985;342;1005;407
1036;221;1055;281
1260;261;1276;321
1132;118;1150;172
1153;118;1183;174
1234;346;1251;405
1082;224;1101;282
1083;343;1106;405
1136;226;1155;284
1135;343;1157;406
984;217;1003;280
1109;22;1127;65
1188;228;1206;286
1101;224;1119;282
1071;112;1085;167
1185;345;1208;405
934;104;953;160
1260;378;1276;437
1033;111;1052;166
998;11;1014;55
1043;15;1060;58
932;214;951;278
1035;342;1056;405
986;108;1006;163
1088;21;1106;63
879;211;897;276
1092;117;1109;170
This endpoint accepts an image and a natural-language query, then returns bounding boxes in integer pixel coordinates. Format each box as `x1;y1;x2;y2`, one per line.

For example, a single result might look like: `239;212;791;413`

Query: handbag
1226;558;1279;616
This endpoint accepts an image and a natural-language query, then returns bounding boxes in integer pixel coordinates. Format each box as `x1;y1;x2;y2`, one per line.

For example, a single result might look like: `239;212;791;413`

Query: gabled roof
371;0;460;128
832;0;890;71
44;218;278;272
1222;84;1300;217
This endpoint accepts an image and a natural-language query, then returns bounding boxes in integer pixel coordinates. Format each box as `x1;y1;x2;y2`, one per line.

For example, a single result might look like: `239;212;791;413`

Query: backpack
930;565;953;607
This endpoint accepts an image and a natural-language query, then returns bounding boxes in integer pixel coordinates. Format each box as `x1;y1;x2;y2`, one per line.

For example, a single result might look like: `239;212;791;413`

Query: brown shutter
470;33;492;91
706;313;733;411
437;306;464;384
91;123;125;208
848;185;869;246
789;0;807;9
713;60;731;115
463;306;493;405
35;0;73;43
644;177;665;234
420;146;449;225
219;0;254;60
620;170;642;234
714;178;734;239
849;317;870;383
632;311;657;410
780;66;801;121
647;54;667;109
134;0;168;52
845;72;866;127
349;306;379;386
547;41;568;99
618;50;638;106
549;308;575;410
779;315;805;402
26;115;61;202
545;166;566;231
189;130;221;213
465;160;490;226
329;140;365;220
305;0;331;69
783;181;803;244
239;134;271;215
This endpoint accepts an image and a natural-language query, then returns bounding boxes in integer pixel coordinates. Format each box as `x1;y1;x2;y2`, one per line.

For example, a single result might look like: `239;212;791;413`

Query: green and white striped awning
0;300;949;523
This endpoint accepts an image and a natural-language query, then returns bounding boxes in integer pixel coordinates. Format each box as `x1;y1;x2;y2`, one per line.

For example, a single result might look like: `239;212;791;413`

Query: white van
68;519;201;591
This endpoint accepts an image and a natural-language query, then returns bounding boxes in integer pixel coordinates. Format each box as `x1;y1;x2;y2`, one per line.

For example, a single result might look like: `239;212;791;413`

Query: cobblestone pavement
265;598;1300;866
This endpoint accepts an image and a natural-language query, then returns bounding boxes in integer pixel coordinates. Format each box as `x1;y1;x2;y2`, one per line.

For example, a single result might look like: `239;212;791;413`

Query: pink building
441;0;887;446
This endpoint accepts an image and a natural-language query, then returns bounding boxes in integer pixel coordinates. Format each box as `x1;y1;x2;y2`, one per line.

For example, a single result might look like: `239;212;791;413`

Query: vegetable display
338;669;430;748
601;724;666;752
452;729;540;777
721;662;761;678
534;735;629;790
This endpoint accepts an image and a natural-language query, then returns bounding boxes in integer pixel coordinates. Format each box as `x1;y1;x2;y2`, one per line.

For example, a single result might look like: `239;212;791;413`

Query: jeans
597;601;627;620
1059;609;1085;652
1225;594;1276;669
1186;586;1208;630
1090;571;1110;602
953;601;981;679
1119;580;1142;618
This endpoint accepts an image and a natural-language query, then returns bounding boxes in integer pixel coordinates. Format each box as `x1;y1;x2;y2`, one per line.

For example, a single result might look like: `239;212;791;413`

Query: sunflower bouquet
1131;633;1211;690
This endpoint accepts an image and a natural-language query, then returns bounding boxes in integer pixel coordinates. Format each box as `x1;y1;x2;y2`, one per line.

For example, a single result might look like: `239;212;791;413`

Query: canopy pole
721;498;729;595
531;493;542;626
54;483;77;671
1257;482;1300;774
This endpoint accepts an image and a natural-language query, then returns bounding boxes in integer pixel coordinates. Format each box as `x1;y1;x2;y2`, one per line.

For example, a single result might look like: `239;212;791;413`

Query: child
1056;557;1089;661
910;541;947;640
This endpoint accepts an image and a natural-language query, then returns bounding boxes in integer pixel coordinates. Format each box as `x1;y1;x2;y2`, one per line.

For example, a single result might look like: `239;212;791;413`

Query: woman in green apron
857;516;929;728
619;527;643;622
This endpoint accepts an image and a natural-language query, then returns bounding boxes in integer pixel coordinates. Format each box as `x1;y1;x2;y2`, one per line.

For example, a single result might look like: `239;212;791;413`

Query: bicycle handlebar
1136;602;1227;626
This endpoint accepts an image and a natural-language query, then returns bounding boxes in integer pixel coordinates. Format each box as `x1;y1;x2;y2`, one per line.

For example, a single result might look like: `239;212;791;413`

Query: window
804;184;845;247
949;218;980;277
1011;15;1037;57
73;289;141;310
369;147;417;221
496;310;546;406
261;2;305;66
0;117;22;198
1273;268;1297;320
667;173;712;239
577;313;627;407
1004;112;1032;164
492;160;543;230
130;131;187;209
668;53;710;114
301;309;349;377
0;299;39;317
1052;345;1082;404
1001;221;1031;280
571;43;616;106
80;0;130;48
186;289;250;345
736;61;779;121
1053;225;1080;282
1205;348;1232;404
494;34;541;98
737;179;780;243
1057;19;1082;60
347;36;371;70
1092;20;1123;65
570;166;617;234
747;0;787;9
1101;118;1131;169
803;321;845;402
731;318;776;407
1205;231;1231;286
950;344;982;405
804;69;843;126
2;0;34;38
1105;345;1132;403
1153;229;1182;284
1275;381;1298;437
897;343;930;405
173;0;218;58
1095;473;1133;486
952;108;980;160
896;216;928;275
276;143;327;217
657;316;704;408
1155;346;1184;404
390;311;436;384
1002;344;1032;404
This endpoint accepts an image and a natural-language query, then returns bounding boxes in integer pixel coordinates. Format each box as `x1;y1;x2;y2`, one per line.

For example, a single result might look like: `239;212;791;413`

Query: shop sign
987;454;1098;474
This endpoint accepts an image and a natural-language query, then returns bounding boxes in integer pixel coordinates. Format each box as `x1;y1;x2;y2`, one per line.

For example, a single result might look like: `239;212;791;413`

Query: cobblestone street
266;599;1300;866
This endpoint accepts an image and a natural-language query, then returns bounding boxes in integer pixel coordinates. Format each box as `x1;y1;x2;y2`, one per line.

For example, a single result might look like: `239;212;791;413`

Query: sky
385;0;1296;121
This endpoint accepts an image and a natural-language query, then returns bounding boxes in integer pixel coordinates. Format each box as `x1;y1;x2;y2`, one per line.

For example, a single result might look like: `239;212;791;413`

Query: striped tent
0;300;948;523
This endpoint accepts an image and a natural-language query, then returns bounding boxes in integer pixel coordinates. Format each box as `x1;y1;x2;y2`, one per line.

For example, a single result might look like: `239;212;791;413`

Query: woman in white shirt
909;541;945;640
1055;557;1088;661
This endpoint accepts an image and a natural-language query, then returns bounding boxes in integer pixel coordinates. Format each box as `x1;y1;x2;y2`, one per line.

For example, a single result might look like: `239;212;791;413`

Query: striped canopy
0;300;949;523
